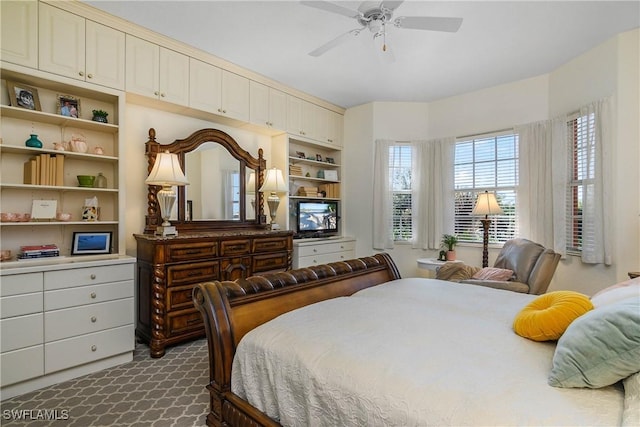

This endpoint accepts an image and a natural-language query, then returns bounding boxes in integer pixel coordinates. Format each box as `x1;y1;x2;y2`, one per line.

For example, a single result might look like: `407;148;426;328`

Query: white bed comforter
231;278;624;426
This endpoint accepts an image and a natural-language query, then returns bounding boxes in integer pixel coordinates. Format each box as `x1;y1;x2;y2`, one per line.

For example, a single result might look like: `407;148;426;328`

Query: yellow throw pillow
513;291;594;341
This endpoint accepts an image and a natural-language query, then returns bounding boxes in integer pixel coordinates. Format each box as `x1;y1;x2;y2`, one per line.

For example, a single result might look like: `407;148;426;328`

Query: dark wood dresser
135;230;293;357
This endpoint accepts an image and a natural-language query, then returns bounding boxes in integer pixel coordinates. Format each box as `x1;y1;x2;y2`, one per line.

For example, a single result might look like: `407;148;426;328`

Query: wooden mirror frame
144;128;267;234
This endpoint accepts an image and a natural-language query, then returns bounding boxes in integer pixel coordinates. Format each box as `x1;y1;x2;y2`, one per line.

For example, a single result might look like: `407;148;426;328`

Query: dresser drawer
167;262;219;287
45;298;134;342
167;284;199;311
0;272;43;297
1;313;43;352
252;237;290;253
297;240;355;257
167;309;203;337
1;292;42;319
44;280;133;311
45;325;134;374
167;242;218;262
1;345;44;387
44;264;134;290
252;252;290;273
220;239;251;256
297;250;356;269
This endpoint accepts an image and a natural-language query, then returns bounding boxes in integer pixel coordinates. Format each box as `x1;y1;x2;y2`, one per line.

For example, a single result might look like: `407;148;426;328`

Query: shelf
289;175;339;184
1;105;119;134
288;156;340;168
0;183;118;192
0;221;118;227
0;145;118;162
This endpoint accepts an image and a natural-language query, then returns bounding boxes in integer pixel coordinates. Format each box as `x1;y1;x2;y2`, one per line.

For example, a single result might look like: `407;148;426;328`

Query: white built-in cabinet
0;1;38;69
293;237;356;269
39;2;125;90
125;35;189;105
249;81;287;130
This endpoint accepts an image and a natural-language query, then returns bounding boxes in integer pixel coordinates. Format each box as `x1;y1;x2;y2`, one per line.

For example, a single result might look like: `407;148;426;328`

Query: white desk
416;258;463;271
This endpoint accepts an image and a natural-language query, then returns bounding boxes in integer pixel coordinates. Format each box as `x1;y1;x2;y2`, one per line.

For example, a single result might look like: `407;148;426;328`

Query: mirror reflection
184;143;256;221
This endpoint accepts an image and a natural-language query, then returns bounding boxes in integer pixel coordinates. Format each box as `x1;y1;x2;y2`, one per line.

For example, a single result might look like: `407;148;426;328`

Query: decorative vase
94;172;107;189
25;134;43;148
446;250;456;261
92;115;108;123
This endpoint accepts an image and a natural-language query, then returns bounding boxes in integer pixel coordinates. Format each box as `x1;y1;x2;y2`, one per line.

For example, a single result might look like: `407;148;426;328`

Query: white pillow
591;278;640;308
623;371;640;427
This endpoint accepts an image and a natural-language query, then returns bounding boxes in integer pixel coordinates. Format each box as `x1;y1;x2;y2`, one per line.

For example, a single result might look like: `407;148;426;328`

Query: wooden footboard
192;253;401;427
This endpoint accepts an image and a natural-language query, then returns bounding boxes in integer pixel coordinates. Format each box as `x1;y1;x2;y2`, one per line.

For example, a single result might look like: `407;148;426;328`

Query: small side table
629;272;639;279
417;258;463;271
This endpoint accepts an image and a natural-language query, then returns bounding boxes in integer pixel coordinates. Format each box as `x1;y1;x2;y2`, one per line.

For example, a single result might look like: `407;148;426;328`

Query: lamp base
155;225;177;237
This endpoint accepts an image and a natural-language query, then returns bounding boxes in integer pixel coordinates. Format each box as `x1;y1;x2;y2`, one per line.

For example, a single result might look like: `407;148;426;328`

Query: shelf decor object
472;190;504;267
145;151;190;236
259;168;288;230
25;133;43;148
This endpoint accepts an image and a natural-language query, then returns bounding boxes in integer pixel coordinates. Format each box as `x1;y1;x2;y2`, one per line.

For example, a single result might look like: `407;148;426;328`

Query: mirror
144;128;267;234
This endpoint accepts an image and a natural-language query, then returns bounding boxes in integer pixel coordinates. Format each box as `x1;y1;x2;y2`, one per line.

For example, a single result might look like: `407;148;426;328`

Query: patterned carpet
0;338;210;427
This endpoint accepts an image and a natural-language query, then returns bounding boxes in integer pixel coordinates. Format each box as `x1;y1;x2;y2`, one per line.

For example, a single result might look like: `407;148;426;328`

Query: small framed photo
57;94;80;118
316;154;323;162
296;151;306;159
325;157;335;164
7;81;41;111
71;231;112;255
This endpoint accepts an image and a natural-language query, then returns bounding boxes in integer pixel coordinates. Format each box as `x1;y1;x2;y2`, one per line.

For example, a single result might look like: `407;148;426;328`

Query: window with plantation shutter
454;132;518;244
389;145;413;241
566;112;595;253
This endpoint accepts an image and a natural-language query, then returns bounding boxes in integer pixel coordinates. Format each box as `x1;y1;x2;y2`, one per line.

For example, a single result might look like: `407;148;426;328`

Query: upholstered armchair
436;238;561;295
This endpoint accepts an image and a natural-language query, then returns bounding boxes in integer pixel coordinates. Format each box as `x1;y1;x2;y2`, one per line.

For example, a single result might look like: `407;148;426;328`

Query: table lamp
259;168;287;230
145;150;189;236
472;190;503;267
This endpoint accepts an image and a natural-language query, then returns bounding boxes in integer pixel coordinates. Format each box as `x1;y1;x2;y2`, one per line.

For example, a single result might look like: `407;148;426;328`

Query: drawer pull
188;271;202;277
90;292;97;299
313;249;317;253
91;345;97;352
91;316;97;323
90;274;96;280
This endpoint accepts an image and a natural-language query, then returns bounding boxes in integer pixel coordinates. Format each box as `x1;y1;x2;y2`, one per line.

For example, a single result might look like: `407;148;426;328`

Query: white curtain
551;115;568;257
516;121;555;248
411;138;455;249
580;97;613;265
372;139;394;249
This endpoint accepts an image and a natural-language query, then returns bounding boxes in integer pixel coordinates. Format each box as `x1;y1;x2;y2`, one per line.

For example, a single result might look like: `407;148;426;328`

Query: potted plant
441;234;459;261
91;109;109;123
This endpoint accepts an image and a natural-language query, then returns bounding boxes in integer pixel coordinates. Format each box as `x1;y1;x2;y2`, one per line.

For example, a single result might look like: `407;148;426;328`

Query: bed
193;253;638;427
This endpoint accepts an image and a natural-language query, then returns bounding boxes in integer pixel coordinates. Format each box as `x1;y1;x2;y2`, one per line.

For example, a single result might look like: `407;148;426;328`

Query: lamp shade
472;191;503;216
246;172;256;194
259;168;287;193
145;151;189;186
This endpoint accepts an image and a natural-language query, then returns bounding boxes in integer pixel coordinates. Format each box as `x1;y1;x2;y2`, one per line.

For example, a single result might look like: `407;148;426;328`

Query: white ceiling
84;1;639;109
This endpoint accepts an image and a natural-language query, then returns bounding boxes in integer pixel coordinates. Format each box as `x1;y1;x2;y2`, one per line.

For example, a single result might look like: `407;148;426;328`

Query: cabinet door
315;105;330;144
39;3;85;80
301;99;318;140
269;87;287;131
1;0;38;68
249;80;270;127
125;35;160;98
327;110;344;147
286;95;303;136
85;21;125;90
159;47;189;105
221;70;249;122
189;58;222;112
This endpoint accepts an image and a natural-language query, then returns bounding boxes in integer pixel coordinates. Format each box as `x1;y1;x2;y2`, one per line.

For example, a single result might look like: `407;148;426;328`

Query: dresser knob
313;249;317;253
78;71;84;77
87;73;93;79
160;93;166;98
91;316;97;323
91;345;97;352
154;91;159;96
90;274;96;280
90;292;97;299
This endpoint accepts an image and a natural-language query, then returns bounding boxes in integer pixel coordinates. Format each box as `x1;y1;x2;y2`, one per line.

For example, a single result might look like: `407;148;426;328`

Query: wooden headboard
192;253;401;426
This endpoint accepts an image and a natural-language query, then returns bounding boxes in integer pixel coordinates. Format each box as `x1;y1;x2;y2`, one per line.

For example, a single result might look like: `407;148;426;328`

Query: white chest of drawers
0;256;135;400
292;237;356;269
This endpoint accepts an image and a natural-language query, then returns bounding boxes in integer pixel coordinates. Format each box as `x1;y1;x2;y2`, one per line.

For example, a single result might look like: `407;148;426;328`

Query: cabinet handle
90;274;96;280
340;245;344;249
90;292;97;299
313;249;317;253
91;345;97;352
328;139;333;143
91;316;97;323
160;93;166;98
154;91;160;96
222;109;227;114
87;73;93;79
78;71;84;77
217;108;222;113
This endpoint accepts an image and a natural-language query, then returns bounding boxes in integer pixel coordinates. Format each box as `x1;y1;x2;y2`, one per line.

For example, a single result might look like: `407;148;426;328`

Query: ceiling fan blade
380;1;404;11
300;1;360;18
395;16;463;32
309;29;361;57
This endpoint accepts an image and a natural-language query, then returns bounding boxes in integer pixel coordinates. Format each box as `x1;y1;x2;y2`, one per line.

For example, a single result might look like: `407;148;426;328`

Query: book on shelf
297;186;319;197
18;244;60;259
319;183;340;198
23;154;65;186
289;165;303;176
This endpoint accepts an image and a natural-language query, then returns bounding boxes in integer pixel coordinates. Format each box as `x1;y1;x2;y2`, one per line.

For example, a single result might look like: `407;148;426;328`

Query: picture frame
71;231;112;255
325;157;335;164
7;81;41;111
57;94;80;118
316;154;323;161
296;151;306;158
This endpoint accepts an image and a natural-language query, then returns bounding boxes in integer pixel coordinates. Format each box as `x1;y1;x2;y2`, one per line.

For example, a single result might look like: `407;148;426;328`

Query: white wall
122;104;271;256
344;29;640;295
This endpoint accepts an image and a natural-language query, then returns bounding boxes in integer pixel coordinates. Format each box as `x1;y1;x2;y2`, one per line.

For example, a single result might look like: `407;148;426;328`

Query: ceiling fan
301;1;463;57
